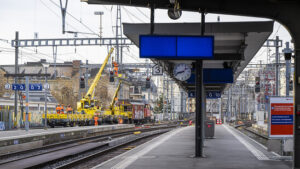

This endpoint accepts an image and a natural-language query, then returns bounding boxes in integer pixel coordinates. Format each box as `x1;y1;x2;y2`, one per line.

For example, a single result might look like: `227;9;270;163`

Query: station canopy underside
123;21;273;92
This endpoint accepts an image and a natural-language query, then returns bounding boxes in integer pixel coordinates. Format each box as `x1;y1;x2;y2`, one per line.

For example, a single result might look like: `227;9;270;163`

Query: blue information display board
29;84;42;91
186;69;233;84
203;69;233;84
12;84;25;91
12;83;43;91
140;35;214;59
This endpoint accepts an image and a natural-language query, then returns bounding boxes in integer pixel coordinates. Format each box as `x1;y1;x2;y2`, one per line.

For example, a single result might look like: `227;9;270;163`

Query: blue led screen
203;69;233;84
140;36;176;57
177;37;214;58
186;69;233;84
139;35;214;59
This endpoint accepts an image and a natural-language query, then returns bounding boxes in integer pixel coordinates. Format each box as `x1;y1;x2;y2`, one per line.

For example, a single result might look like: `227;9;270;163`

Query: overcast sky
0;0;293;65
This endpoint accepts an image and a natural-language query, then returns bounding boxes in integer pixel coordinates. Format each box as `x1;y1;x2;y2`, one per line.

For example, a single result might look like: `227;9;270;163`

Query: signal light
146;77;150;89
109;71;114;82
80;76;85;88
289;80;293;91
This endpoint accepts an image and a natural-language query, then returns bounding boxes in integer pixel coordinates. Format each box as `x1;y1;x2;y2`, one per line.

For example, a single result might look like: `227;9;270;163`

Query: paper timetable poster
269;97;293;138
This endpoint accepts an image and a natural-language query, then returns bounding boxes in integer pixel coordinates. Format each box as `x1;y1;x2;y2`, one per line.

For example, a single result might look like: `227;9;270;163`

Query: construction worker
112;61;118;76
60;104;65;114
94;116;98;126
56;105;61;114
67;105;73;114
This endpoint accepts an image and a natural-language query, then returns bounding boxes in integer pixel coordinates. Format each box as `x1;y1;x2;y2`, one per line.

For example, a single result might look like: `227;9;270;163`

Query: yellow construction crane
103;78;123;123
77;47;114;115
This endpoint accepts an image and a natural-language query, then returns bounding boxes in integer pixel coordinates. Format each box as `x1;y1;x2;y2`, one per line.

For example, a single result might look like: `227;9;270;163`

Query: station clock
173;63;191;81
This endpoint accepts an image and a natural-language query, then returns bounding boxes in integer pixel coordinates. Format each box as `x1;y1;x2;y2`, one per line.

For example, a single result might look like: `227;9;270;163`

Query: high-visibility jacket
60;106;65;114
67;107;73;113
56;107;61;114
113;61;118;75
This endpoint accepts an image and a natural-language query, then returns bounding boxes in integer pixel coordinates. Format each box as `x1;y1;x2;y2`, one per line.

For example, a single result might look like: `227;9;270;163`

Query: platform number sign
152;64;163;76
29;84;43;91
12;84;25;91
206;91;221;99
188;91;196;98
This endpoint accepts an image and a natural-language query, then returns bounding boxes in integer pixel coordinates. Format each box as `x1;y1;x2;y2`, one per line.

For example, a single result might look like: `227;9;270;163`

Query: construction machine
103;78;123;123
103;76;132;124
77;47;114;125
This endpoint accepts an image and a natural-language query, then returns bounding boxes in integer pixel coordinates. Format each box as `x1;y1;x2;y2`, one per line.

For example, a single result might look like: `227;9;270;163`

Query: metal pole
14;31;19;128
180;89;184;114
229;85;232;120
163;73;165;120
53;46;57;78
78;64;82;100
195;60;204;157
85;60;89;94
147;59;150;105
275;36;280;96
116;5;120;64
100;14;103;38
166;77;169;120
286;59;291;96
150;1;155;34
219;98;221;121
25;76;29;131
44;67;48;129
285;42;291;96
171;81;174;120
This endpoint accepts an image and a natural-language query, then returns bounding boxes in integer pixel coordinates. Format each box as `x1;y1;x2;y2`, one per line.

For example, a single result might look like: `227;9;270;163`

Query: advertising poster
269;97;293;138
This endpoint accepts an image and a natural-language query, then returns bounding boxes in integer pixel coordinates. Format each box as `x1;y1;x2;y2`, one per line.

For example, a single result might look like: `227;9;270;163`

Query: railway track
235;125;268;147
0;124;178;169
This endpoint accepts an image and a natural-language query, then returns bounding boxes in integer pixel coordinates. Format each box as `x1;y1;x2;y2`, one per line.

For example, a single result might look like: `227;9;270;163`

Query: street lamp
42;62;50;129
94;11;104;38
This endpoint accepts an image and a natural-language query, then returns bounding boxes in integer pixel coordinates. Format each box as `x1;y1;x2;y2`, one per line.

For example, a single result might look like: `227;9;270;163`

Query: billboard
269;97;293;138
139;35;214;59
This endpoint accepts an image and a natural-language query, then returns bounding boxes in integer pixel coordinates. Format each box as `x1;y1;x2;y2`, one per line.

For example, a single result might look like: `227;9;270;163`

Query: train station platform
94;125;292;169
0;124;134;155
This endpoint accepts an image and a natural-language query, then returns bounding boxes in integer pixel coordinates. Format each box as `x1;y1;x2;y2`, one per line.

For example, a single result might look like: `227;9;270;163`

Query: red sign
269;97;293;138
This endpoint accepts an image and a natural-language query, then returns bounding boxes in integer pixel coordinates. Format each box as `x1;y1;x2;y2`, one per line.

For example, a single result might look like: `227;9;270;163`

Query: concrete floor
94;125;292;169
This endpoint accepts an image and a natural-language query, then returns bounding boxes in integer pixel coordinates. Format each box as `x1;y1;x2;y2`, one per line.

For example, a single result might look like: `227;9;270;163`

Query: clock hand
176;70;185;76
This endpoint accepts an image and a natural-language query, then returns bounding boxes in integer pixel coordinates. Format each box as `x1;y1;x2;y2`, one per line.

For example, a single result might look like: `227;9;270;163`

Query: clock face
173;63;191;81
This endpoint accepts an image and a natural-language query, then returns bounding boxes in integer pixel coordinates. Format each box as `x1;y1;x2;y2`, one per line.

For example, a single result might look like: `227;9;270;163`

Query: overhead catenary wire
48;0;99;36
134;7;149;20
253;24;282;63
122;7;146;23
0;40;64;62
39;0;83;35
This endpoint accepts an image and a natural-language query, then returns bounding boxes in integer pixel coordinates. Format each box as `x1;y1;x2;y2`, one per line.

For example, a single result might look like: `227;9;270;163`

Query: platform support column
150;0;155;34
195;60;204;157
25;76;29;131
294;47;300;169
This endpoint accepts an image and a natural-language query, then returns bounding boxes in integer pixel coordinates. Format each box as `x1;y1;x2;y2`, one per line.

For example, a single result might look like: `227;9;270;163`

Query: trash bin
205;120;215;138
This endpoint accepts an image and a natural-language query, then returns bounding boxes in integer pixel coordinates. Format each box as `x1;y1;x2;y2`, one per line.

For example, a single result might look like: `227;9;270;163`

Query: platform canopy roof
122;21;273;91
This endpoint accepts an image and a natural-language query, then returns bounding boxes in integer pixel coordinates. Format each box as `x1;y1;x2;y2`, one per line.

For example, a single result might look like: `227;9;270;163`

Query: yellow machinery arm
85;47;114;99
109;80;122;109
77;47;114;113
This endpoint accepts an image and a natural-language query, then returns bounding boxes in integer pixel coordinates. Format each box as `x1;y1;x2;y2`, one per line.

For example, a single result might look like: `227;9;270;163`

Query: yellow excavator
77;47;114;125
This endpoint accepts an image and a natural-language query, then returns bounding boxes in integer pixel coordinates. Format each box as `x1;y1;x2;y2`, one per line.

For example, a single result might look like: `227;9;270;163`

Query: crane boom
110;80;122;109
85;47;114;99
